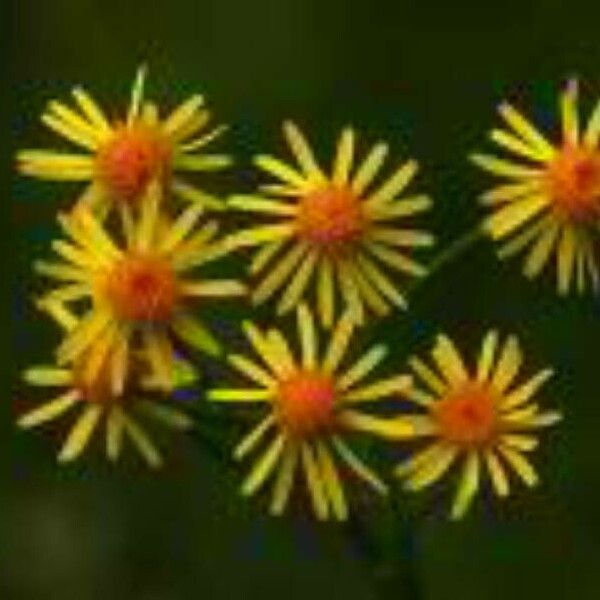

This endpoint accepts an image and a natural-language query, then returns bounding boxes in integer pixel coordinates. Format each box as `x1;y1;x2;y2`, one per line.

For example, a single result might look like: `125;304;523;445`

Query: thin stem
345;493;422;600
409;223;486;295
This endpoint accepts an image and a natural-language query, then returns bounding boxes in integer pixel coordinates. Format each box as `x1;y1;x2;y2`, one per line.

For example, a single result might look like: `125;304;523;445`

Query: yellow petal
557;226;577;295
523;217;561;277
483;195;548;240
297;304;318;370
331;435;388;495
300;442;329;520
172;314;221;357
282;120;325;180
405;445;458;491
276;249;318;315
106;407;125;462
497;445;538;487
490;335;521;394
560;79;579;146
470;153;542;179
351;142;388;196
18;390;80;429
317;256;335;328
340;410;415;439
450;451;480;520
255;155;307;189
249;240;285;275
127;65;147;125
497;102;556;158
322;310;355;374
23;367;72;387
484;450;509;497
477;330;499;382
342;375;412;403
242;434;286;496
490;128;549;162
251;242;308;304
228;354;277;388
337;345;388;392
315;440;348;520
234;414;277;461
270;444;299;515
366;160;418;207
408;356;446;395
122;413;163;468
501;368;553;410
432;335;468;386
208;388;273;402
332;127;355;186
58;404;102;463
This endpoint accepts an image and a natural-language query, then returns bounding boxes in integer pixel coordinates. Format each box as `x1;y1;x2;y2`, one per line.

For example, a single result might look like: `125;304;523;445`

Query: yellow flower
395;331;562;519
226;122;434;327
17;66;230;215
18;304;196;467
36;185;245;395
208;304;413;521
472;79;600;295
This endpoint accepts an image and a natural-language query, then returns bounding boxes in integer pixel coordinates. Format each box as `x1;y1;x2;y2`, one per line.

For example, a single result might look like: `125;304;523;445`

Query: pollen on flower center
546;145;600;220
103;254;178;322
297;185;363;248
276;370;336;436
96;125;172;203
434;382;497;445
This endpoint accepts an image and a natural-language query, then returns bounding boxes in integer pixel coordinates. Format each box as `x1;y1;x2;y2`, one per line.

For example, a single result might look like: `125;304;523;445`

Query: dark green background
3;0;600;598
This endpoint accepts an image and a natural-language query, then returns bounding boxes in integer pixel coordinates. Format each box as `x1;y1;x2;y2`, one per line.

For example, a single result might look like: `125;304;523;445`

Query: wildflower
395;331;561;519
35;186;245;394
208;304;413;520
472;79;600;295
226;122;434;327
17;66;230;215
18;304;197;467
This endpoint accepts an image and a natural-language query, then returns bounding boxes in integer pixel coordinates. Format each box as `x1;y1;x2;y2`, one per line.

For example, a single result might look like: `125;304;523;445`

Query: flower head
209;304;413;520
17;66;230;215
395;331;562;519
226;122;434;327
18;304;196;467
35;185;245;395
472;79;600;295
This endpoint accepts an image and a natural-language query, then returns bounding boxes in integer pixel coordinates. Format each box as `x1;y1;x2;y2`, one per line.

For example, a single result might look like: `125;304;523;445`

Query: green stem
409;223;486;294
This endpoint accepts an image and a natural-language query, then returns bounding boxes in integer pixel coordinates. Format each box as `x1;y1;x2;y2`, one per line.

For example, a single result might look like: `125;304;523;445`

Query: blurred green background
3;0;600;598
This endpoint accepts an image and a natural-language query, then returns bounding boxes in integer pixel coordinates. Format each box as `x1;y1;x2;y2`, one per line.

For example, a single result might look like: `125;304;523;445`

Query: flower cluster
17;66;572;521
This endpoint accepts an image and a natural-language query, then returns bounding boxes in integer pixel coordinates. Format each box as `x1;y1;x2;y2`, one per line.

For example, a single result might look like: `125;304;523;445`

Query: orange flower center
433;382;497;445
276;370;336;437
96;125;172;203
103;254;179;322
546;144;600;221
297;185;363;250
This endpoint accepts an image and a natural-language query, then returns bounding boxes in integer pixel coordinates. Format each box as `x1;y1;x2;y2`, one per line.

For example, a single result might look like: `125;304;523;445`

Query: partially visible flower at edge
224;122;434;327
472;78;600;295
17;65;231;216
208;304;414;521
395;330;562;519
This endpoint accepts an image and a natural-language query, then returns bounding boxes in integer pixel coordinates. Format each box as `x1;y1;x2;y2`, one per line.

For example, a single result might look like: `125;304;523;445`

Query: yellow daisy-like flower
18;305;196;467
226;122;434;327
395;331;562;520
36;185;245;395
17;66;230;215
472;79;600;295
208;304;413;520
